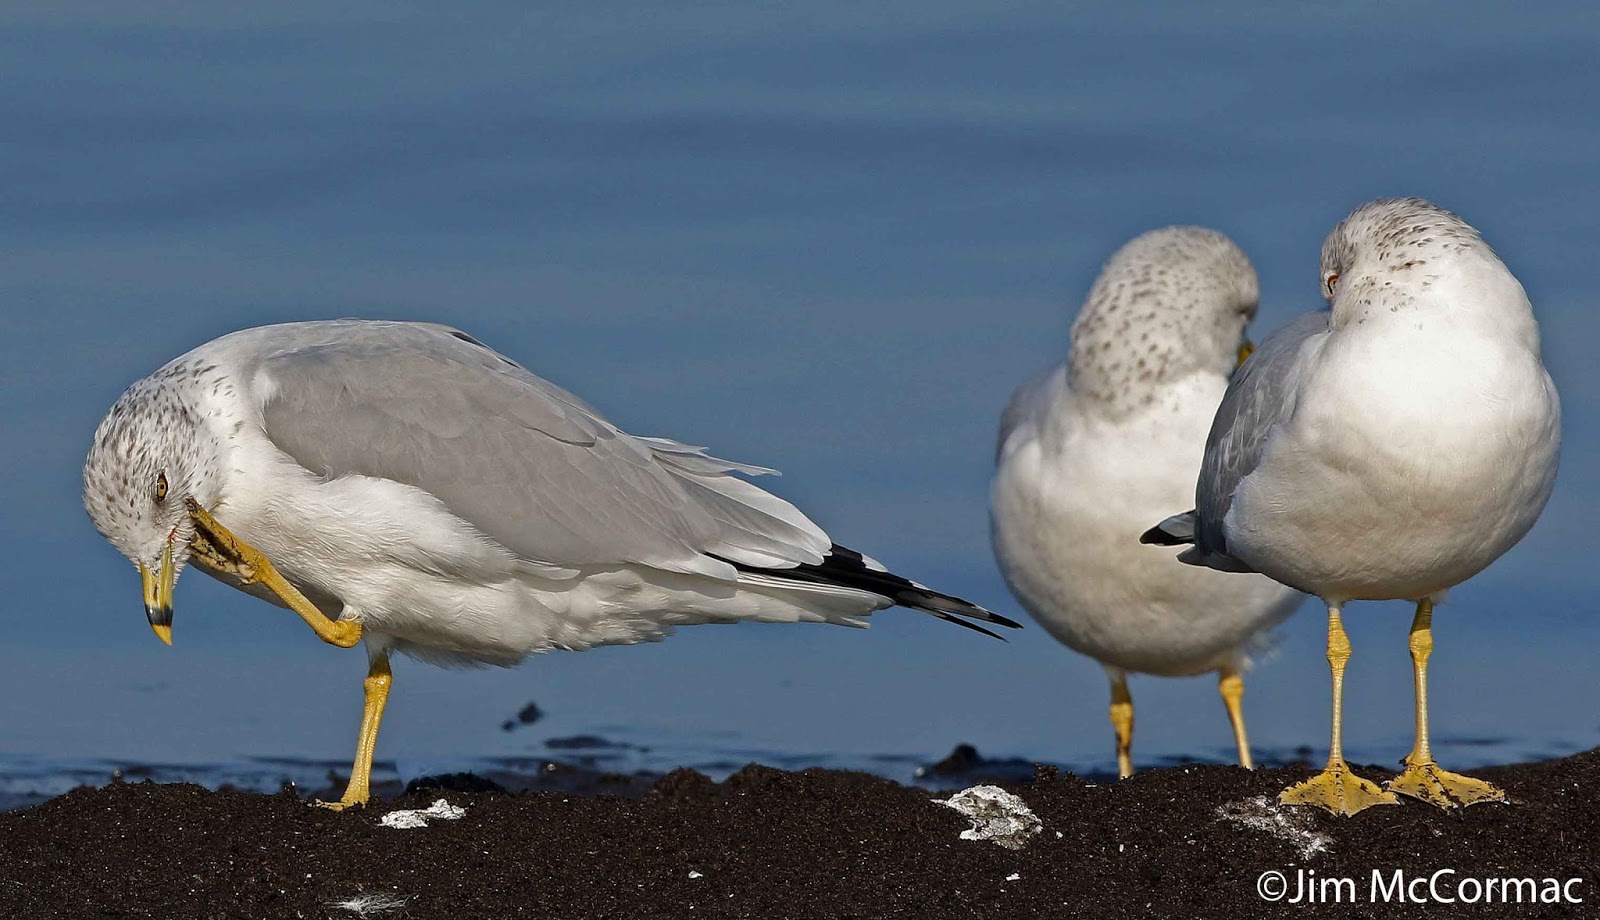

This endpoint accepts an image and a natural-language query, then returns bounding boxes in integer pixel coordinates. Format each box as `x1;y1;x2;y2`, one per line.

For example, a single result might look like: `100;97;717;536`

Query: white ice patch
1215;796;1332;860
936;785;1042;850
380;798;467;829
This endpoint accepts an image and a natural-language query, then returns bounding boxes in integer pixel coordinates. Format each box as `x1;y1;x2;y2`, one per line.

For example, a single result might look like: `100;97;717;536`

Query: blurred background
2;2;1595;804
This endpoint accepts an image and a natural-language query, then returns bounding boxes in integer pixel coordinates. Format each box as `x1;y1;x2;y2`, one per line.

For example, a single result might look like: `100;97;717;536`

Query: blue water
3;3;1598;808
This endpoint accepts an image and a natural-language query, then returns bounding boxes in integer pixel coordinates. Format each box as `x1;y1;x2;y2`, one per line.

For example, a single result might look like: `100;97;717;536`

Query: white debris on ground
379;798;467;829
688;870;704;879
331;892;409;916
1215;796;1332;860
1005;873;1021;882
935;785;1042;851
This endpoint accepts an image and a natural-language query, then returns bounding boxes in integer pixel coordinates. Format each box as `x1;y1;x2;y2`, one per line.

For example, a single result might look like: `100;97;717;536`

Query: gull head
83;373;221;645
1068;226;1260;407
1319;197;1490;308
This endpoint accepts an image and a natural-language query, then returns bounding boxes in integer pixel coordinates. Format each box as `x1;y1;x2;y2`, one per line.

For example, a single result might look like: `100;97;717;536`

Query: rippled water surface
3;3;1598;808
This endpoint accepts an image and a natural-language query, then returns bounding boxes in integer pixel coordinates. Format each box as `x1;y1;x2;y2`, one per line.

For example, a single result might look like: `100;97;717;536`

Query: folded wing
1187;312;1332;564
249;321;831;581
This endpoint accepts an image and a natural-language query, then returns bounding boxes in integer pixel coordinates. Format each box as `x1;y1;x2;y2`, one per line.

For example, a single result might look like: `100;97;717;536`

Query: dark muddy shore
2;750;1596;919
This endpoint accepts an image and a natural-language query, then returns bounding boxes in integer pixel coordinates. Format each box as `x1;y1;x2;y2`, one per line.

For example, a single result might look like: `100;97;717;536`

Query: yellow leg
1280;604;1399;815
186;500;362;648
1108;673;1134;780
319;652;393;810
1218;668;1253;770
1387;599;1506;807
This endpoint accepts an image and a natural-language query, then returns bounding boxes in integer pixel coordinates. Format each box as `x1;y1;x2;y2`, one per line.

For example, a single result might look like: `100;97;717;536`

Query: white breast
993;373;1301;676
1226;309;1560;602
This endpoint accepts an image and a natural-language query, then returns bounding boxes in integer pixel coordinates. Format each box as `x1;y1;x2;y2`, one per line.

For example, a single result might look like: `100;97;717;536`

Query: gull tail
718;544;1021;640
1140;511;1197;546
1140;512;1256;573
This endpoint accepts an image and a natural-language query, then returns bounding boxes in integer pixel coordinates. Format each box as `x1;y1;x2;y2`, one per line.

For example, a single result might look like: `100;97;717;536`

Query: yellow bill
141;540;175;645
1236;338;1256;369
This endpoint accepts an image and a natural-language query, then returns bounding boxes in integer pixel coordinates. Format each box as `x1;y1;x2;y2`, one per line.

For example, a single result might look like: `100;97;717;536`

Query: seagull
992;227;1303;778
1143;198;1560;815
82;320;1018;808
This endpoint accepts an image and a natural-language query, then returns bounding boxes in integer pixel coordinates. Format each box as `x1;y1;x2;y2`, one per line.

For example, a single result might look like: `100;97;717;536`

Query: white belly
1226;326;1560;602
994;390;1302;677
217;454;885;667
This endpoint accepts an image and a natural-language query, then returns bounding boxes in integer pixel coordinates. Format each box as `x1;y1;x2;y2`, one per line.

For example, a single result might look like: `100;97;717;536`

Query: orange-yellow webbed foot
1280;761;1400;816
1387;760;1506;808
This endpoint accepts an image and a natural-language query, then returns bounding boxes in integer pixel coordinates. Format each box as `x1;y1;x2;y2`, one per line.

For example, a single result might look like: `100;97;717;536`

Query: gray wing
246;320;831;580
1193;312;1331;559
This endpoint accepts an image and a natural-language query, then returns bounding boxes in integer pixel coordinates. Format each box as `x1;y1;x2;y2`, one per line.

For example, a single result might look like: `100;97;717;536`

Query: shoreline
2;749;1595;917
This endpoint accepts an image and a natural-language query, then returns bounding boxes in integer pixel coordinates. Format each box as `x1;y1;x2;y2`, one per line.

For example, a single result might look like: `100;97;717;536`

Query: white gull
992;227;1303;778
82;319;1018;808
1145;198;1560;814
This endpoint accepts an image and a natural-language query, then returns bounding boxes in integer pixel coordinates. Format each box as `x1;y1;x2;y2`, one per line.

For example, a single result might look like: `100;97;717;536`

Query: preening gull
1145;198;1560;815
82;320;1018;808
992;227;1302;778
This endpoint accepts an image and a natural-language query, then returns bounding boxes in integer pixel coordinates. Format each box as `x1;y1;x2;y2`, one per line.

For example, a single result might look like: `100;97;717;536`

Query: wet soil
1;750;1596;918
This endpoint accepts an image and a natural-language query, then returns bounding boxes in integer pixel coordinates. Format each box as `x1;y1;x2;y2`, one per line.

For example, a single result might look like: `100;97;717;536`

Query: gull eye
154;472;168;503
1325;273;1340;297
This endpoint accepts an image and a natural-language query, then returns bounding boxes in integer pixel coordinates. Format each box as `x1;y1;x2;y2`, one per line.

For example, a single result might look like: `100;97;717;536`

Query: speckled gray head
82;364;221;643
1067;226;1260;410
1318;197;1492;307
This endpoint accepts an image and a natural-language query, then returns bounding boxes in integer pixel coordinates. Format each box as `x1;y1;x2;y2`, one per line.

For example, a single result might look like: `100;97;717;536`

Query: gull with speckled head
1144;198;1560;815
992;227;1304;778
82;320;1018;808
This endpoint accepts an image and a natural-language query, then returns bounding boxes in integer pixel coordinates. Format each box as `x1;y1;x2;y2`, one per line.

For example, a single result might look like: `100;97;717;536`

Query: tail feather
1140;511;1197;546
715;543;1020;639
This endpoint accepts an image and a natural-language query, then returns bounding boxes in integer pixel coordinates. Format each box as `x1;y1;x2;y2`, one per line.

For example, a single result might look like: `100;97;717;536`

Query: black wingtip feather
1139;525;1177;545
1141;511;1198;546
716;544;1019;639
929;610;1009;641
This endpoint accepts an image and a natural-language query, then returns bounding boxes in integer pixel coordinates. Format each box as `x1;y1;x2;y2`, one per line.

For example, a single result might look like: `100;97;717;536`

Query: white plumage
1145;198;1560;814
992;227;1303;776
81;319;1013;805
